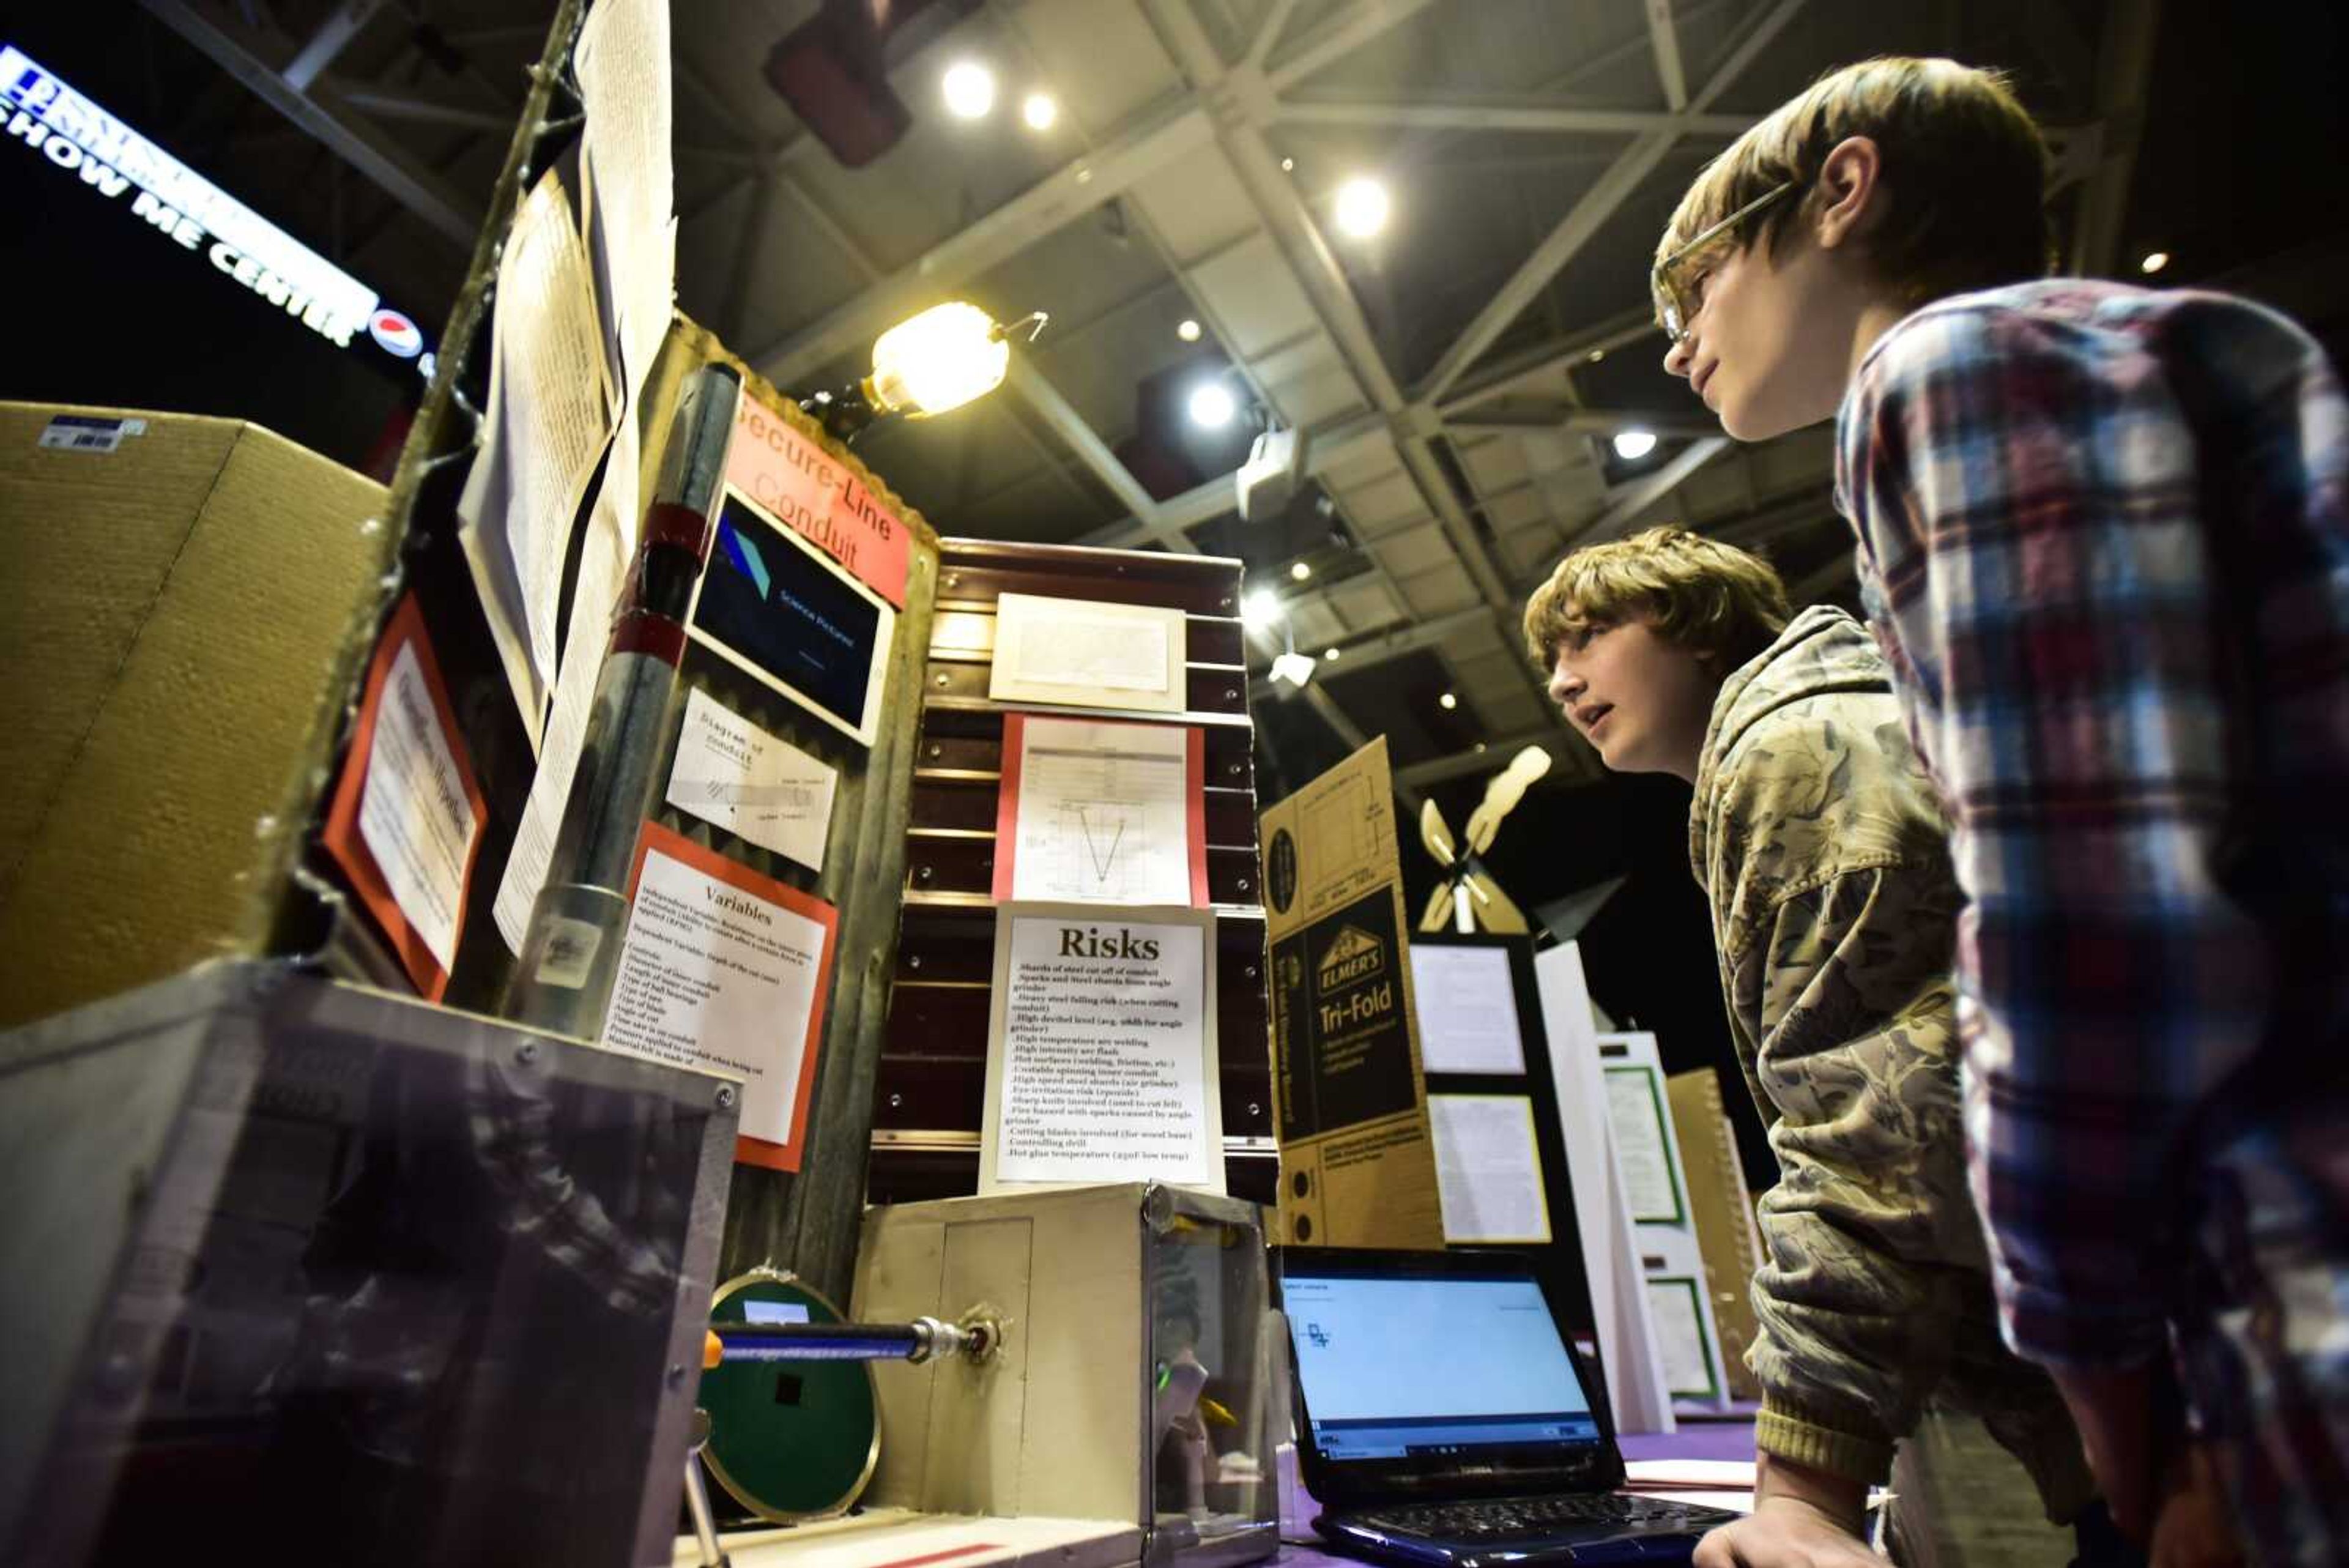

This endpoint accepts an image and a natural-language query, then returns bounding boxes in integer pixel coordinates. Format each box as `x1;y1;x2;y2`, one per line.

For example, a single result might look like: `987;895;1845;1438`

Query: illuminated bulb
1188;382;1236;428
1021;92;1058;131
2140;250;2170;275
867;302;1010;418
1612;429;1658;461
1280;157;1295;172
1290;560;1312;581
941;61;995;119
1474;742;1487;753
1334;176;1390;239
1439;691;1458;710
1323;647;1340;661
1587;349;1606;363
1241;588;1282;630
1176;318;1203;343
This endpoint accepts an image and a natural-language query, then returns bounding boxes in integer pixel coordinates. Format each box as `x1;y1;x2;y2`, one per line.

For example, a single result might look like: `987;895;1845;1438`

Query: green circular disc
700;1269;880;1521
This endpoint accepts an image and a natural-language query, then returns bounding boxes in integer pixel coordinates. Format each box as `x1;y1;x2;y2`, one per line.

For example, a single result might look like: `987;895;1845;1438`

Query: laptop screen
1282;1258;1603;1462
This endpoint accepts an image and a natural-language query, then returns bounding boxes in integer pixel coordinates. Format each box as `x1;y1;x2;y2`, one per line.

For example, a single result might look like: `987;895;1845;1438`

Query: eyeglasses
1650;180;1798;346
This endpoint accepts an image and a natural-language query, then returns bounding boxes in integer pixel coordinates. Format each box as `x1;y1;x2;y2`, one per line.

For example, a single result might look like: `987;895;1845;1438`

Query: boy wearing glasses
1651;54;2347;1567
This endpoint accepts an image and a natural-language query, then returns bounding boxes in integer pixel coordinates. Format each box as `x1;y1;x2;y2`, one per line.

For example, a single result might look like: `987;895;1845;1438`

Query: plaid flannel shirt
1835;279;2349;1553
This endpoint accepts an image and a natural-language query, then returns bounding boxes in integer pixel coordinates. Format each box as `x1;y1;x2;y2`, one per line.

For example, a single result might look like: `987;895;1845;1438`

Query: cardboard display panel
0;403;395;1028
1260;738;1445;1250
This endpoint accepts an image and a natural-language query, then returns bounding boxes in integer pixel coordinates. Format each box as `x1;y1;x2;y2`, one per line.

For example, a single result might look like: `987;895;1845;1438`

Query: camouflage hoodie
1689;604;2091;1516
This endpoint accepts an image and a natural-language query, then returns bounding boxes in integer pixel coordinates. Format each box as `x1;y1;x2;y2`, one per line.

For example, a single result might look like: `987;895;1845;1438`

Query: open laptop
1277;1249;1739;1566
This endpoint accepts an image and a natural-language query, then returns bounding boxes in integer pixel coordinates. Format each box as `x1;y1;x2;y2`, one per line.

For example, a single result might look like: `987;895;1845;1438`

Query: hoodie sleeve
1705;704;1986;1486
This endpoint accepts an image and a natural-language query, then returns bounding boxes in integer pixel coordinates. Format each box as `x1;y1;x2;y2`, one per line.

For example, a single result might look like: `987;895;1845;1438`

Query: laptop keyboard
1360;1495;1709;1540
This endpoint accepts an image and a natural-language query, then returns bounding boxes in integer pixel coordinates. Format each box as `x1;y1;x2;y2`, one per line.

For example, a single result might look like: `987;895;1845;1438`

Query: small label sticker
533;916;604;989
39;415;129;453
743;1301;812;1325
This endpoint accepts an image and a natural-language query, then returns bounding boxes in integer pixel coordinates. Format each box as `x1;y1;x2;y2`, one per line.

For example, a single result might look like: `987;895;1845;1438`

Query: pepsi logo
368;308;423;359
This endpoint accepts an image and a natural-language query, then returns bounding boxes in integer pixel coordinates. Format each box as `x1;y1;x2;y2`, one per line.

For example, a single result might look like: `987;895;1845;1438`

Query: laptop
1277;1249;1740;1566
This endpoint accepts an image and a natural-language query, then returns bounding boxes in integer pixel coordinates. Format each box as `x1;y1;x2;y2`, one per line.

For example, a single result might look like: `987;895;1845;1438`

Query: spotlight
1612;429;1658;461
1280;157;1295;172
1189;382;1236;429
1587;349;1606;363
1323;647;1340;661
2140;250;2170;275
1270;650;1317;690
1176;318;1202;343
1334;176;1390;239
1290;560;1312;582
1439;692;1458;710
798;302;1043;441
941;61;995;119
1241;588;1282;630
1020;91;1057;130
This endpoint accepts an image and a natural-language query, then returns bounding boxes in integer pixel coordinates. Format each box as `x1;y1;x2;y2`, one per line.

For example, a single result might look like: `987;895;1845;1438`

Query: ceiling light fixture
941;61;995;119
1334;176;1390;239
1188;381;1236;429
1270;650;1317;689
1587;349;1606;363
800;302;1045;442
1323;647;1340;661
1611;429;1658;461
1020;91;1057;130
1280;157;1295;172
1241;587;1282;631
2140;250;2170;275
1176;318;1202;343
1439;691;1458;710
1290;561;1312;582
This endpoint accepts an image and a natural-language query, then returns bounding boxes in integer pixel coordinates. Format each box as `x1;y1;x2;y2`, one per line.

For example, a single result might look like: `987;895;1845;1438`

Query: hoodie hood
1690;604;1896;868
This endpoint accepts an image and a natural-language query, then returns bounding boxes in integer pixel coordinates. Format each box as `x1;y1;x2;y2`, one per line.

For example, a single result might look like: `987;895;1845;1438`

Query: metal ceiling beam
1142;0;1573;757
749;95;1213;387
1447;406;1725;440
139;0;482;247
1435;308;1660;414
283;0;382;91
1003;357;1193;551
1644;0;1690;111
1414;0;1806;406
1549;437;1732;558
333;83;511;135
2071;0;2162;277
1395;727;1566;789
1273;98;1751;136
1250;603;1496;698
1263;0;1447;94
1246;0;1302;70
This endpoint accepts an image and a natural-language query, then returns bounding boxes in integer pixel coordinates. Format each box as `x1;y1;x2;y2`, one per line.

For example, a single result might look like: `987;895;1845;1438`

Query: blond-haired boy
1650;53;2347;1567
1527;527;2098;1565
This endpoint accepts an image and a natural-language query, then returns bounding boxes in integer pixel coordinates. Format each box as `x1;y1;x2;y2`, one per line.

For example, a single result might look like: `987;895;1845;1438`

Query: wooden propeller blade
1419;798;1456;868
1419;881;1458;934
1466;869;1531;935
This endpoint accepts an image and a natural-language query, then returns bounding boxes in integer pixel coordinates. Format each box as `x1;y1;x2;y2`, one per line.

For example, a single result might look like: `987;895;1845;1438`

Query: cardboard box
1258;738;1444;1249
0;403;393;1027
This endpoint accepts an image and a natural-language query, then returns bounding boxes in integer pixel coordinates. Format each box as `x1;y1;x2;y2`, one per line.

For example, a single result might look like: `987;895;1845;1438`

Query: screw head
908;953;923;970
518;1041;540;1065
716;1084;737;1109
889;1093;904;1109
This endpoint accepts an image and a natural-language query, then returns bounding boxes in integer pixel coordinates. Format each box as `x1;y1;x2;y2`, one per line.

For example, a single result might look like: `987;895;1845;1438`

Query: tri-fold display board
306;305;940;1310
872;541;1276;1203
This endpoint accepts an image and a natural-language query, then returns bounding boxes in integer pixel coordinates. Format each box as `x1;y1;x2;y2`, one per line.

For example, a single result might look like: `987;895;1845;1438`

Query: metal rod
502;363;743;1037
